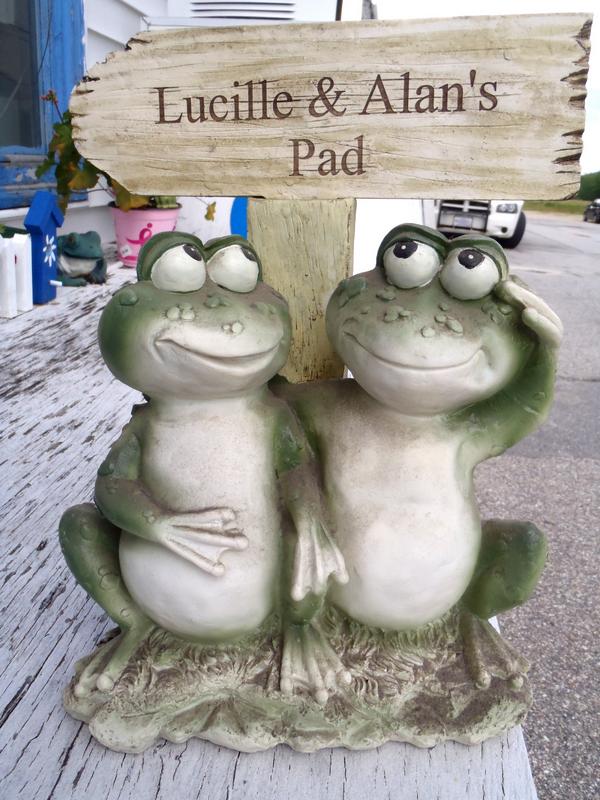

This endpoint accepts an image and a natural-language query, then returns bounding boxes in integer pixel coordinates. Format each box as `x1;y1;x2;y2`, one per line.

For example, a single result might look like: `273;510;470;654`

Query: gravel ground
475;213;600;800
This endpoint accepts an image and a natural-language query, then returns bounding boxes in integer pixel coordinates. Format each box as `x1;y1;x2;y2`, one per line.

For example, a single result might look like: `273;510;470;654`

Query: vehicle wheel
501;212;526;248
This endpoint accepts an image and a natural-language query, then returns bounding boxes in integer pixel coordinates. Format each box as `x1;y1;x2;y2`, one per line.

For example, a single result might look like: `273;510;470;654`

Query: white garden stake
13;234;34;313
0;238;18;319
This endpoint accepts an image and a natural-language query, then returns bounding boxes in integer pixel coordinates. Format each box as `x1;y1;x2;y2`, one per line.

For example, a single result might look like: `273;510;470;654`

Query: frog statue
60;232;348;752
60;224;560;753
57;231;107;286
275;223;561;745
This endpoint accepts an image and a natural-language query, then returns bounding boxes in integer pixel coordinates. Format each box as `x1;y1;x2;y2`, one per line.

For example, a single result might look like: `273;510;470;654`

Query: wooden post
247;198;355;382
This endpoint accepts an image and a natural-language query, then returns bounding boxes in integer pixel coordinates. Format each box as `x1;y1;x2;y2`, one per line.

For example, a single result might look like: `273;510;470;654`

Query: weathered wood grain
0;270;537;799
70;14;591;201
248;198;355;382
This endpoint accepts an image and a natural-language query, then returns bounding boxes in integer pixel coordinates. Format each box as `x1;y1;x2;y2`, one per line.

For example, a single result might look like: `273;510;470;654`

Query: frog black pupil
393;240;418;259
458;249;484;269
183;244;202;261
241;246;257;262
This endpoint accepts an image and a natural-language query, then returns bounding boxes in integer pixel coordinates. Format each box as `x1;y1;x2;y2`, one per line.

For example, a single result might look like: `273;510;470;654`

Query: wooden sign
70;14;591;200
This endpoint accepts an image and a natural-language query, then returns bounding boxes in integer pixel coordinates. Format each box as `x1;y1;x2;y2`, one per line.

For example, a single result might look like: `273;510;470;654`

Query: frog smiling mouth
343;331;484;372
155;335;281;372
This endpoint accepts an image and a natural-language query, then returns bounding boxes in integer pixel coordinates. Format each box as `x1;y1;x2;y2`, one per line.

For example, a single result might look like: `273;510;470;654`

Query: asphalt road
475;212;600;800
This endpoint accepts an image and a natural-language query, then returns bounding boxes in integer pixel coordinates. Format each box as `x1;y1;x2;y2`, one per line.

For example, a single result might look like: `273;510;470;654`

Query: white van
435;200;526;248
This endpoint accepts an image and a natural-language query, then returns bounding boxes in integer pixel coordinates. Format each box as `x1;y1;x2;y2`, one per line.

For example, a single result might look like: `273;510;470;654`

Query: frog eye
382;240;441;289
207;245;259;293
440;248;500;300
150;243;206;292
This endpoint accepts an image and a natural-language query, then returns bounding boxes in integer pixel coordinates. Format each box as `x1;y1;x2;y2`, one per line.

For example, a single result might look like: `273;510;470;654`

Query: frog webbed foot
460;611;529;690
281;622;351;705
73;620;155;696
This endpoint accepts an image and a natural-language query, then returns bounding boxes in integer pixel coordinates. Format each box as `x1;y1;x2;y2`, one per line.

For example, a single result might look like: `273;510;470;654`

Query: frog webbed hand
158;507;247;576
289;512;348;602
276;411;348;601
495;278;563;349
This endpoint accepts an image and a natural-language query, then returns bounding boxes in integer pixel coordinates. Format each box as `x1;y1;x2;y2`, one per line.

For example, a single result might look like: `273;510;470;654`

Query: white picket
13;233;34;312
0;238;18;318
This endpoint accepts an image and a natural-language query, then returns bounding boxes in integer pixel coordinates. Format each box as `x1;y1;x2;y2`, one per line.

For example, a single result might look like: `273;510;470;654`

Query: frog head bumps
327;224;535;416
99;233;291;400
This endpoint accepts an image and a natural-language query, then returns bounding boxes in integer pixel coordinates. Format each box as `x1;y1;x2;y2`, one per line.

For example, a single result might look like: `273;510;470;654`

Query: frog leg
460;519;547;688
59;502;154;696
87;258;107;284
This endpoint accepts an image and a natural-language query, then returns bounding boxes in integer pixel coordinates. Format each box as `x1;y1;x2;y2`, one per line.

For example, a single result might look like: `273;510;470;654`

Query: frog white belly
325;428;480;630
119;404;280;640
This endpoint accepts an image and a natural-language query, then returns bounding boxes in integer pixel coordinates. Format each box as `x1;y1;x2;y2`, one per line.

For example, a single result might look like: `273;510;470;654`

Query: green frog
279;223;561;692
59;232;346;698
57;230;107;285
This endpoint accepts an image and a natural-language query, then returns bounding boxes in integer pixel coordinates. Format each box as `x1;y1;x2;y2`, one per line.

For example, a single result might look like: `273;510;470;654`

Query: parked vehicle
583;199;600;223
435;200;526;248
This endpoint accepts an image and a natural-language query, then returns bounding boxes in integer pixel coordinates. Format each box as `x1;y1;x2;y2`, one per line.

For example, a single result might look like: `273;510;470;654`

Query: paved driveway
478;211;600;800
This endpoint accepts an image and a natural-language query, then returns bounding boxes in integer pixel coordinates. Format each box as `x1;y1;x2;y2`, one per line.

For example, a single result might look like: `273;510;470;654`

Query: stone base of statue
64;606;531;753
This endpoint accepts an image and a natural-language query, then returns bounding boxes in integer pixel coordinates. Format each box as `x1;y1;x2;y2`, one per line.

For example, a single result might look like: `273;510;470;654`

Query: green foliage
579;171;600;201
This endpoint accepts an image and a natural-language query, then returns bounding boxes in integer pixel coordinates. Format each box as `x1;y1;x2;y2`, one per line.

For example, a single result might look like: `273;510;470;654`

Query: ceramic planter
111;204;180;267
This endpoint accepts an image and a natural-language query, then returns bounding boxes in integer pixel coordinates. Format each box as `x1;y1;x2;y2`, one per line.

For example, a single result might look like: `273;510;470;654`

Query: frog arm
95;409;244;572
275;405;348;605
458;281;561;464
93;411;165;543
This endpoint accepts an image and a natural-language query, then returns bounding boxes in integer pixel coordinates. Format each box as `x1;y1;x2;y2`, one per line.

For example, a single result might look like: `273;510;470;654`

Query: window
0;0;85;209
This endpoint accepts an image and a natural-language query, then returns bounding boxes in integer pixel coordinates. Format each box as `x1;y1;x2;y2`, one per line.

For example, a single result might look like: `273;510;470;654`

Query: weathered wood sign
70;14;590;200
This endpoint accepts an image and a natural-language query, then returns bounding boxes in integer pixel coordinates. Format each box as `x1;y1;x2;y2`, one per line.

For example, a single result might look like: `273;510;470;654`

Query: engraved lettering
290;138;315;176
360;75;395;115
154;87;183;124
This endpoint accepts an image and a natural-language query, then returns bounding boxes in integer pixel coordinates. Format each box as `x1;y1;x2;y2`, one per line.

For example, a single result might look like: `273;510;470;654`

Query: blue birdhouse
24;191;64;304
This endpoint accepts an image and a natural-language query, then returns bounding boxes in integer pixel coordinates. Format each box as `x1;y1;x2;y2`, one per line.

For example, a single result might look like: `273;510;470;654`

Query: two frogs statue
60;224;561;753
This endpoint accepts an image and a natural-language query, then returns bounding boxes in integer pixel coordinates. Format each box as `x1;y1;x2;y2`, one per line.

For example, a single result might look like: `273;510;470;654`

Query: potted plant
36;91;181;267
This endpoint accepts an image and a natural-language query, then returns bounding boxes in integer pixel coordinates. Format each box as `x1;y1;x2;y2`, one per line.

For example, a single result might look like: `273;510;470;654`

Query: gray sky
365;1;599;174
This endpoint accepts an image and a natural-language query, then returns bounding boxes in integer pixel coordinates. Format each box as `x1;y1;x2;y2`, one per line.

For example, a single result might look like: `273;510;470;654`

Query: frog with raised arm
59;231;347;750
277;223;561;736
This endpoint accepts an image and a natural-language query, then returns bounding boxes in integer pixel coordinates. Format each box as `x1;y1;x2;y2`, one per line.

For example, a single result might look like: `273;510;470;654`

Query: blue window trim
0;0;85;209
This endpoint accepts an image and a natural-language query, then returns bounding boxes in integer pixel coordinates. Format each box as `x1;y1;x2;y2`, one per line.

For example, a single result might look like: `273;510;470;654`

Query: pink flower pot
111;205;180;268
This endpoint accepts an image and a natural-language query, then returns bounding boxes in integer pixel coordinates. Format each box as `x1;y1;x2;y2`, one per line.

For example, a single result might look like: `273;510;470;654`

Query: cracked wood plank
0;269;537;799
69;14;591;201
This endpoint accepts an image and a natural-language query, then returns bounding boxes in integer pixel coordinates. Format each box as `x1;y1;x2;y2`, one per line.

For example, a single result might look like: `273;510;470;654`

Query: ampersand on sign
308;77;347;118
